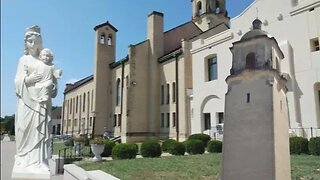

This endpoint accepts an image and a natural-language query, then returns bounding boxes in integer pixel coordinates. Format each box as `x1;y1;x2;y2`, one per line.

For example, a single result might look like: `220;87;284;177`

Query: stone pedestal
12;166;51;180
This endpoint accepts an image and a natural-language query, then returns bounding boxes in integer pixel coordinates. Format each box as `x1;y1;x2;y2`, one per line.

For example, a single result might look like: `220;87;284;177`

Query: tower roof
94;21;118;32
240;18;267;41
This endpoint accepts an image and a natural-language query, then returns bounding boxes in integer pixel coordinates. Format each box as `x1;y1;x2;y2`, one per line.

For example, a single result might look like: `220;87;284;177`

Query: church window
107;35;112;45
100;33;105;44
74;119;77;127
310;38;319;52
87;91;90;112
161;85;164;104
246;53;256;69
172;112;176;127
167;83;170;104
161;113;165;128
76;96;78;113
89;117;92;127
218;112;224;124
247;93;251;103
83;93;86;112
116;79;121;106
118;114;121;127
172;82;176;103
197;1;202;16
207;55;218;81
114;115;117;127
204;113;211;130
166;113;170;128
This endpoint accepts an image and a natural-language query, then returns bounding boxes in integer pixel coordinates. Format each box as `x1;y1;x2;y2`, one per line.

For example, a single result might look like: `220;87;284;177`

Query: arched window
197;1;202;16
107;35;112;45
100;33;105;44
246;53;256;69
116;79;121;106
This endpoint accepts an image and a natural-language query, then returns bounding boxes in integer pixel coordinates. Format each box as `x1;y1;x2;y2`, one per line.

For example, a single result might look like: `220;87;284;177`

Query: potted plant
90;136;105;161
73;135;86;156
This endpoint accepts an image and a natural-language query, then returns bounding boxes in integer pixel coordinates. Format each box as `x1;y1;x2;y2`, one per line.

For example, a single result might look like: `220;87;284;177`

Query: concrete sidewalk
1;141;63;180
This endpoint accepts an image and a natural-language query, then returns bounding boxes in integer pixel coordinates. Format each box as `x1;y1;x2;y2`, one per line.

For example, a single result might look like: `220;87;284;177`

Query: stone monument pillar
12;25;61;180
221;19;291;180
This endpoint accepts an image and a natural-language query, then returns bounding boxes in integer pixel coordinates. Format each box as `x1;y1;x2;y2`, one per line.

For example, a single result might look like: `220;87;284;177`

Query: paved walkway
1;141;63;180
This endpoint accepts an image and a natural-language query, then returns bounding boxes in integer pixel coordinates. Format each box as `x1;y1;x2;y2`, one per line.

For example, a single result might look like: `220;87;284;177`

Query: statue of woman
13;25;56;175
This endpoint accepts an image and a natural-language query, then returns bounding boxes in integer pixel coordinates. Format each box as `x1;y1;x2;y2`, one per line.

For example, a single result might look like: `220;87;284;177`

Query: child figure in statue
35;48;62;103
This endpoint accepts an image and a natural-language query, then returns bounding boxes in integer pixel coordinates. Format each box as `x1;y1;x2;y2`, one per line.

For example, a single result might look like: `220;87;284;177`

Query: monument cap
25;25;41;35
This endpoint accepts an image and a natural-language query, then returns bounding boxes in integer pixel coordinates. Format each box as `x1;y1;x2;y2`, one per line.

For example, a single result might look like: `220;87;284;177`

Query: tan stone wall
126;41;151;142
62;81;94;135
273;76;291;180
110;62;130;138
93;25;116;135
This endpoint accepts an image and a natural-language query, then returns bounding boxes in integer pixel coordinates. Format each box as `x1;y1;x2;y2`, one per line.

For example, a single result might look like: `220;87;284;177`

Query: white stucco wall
191;0;320;135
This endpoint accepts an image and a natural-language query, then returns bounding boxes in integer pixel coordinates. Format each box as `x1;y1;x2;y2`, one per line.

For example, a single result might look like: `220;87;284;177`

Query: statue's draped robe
14;55;54;168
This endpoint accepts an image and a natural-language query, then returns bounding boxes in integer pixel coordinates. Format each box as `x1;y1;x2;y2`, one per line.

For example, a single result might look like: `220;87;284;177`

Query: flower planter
91;144;104;161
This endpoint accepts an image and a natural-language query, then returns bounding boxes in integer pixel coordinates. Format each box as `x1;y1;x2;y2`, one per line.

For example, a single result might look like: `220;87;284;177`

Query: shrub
168;142;185;156
289;136;309;154
207;140;222;153
64;139;74;146
112;143;138;160
101;140;116;157
309;137;320;156
188;133;211;147
162;139;177;152
184;139;205;155
141;140;162;158
72;136;86;142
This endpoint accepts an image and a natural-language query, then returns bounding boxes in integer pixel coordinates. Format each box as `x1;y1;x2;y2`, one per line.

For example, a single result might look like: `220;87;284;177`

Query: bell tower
221;19;291;180
192;0;229;31
93;21;117;135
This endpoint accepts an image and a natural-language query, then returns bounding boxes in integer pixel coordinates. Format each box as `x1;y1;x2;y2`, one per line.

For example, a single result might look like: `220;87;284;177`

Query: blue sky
1;0;254;117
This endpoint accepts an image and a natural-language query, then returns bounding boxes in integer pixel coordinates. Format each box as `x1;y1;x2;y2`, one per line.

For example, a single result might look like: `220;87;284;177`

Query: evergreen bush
64;139;74;146
188;133;211;147
207;140;222;153
309;137;320;156
112;143;138;159
184;139;205;155
141;140;162;158
168;141;185;156
289;136;309;154
162;139;177;152
101;140;116;157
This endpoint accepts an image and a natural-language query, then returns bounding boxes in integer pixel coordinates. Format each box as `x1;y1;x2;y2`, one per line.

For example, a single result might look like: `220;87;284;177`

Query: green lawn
78;154;320;180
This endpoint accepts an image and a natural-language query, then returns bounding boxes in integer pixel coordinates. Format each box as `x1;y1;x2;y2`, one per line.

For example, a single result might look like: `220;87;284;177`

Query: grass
291;154;320;180
78;153;320;180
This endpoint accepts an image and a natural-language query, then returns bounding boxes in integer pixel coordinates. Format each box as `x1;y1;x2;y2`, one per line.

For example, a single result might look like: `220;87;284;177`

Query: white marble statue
12;25;61;179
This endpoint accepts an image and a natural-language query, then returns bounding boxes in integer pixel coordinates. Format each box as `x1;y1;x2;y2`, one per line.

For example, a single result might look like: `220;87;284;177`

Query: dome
240;18;268;41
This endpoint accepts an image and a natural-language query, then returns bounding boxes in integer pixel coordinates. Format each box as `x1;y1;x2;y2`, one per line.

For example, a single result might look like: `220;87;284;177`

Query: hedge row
290;136;320;155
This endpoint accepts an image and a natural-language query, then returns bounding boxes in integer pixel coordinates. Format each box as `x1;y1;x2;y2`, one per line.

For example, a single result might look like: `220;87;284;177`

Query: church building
62;0;320;142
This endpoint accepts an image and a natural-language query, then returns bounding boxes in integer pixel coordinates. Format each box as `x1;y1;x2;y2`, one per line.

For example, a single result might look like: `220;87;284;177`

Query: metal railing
289;127;320;139
57;144;93;174
208;125;320;141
